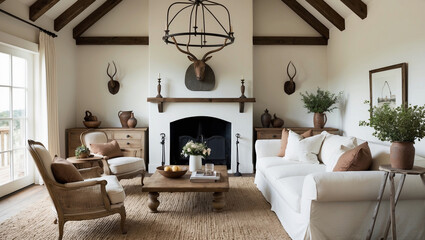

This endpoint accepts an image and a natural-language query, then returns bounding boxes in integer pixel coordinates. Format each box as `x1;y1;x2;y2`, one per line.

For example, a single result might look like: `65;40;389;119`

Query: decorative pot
127;113;138;128
390;142;415;170
261;109;272;128
272;114;284;128
118;110;132;128
189;155;203;172
313;112;327;129
77;152;90;159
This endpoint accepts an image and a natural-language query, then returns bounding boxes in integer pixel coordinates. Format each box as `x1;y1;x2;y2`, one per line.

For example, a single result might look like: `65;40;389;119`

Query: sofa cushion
256;157;300;173
90;140;123;159
333;142;373;171
51;157;84;184
88;175;125;204
319;131;356;164
108;157;145;174
278;129;313;157
273;176;305;213
285;131;325;164
266;163;325;181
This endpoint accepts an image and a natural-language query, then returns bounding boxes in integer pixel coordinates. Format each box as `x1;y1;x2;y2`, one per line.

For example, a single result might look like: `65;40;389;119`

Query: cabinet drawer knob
127;142;130;145
126;135;130;138
272;135;277;138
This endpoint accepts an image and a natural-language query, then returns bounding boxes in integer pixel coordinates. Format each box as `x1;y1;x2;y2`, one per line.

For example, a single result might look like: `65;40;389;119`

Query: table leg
383;173;406;239
212;192;225;212
148;192;160;213
366;172;389;240
389;173;397;240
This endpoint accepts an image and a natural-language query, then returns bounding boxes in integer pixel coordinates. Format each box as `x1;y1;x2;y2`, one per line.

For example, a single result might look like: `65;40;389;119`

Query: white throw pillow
283;130;325;164
319;131;357;165
284;130;302;161
298;134;325;164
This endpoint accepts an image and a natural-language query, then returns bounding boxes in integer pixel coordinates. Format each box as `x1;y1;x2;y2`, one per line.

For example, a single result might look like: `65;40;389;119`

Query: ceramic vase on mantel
189;155;203;172
390;142;415;170
313;112;327;129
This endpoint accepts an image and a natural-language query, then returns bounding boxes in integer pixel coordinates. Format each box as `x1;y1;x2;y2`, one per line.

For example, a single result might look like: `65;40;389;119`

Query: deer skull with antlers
107;61;120;95
171;37;227;81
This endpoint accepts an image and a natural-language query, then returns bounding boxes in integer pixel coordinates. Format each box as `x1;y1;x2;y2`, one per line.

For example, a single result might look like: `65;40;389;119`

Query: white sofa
255;134;425;240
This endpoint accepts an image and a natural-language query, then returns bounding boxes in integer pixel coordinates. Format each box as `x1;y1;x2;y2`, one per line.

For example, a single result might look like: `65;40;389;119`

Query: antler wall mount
164;0;234;91
107;61;120;95
284;61;297;95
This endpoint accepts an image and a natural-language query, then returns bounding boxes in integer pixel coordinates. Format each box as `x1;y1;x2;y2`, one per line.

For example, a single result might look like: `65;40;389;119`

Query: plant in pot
300;88;339;128
75;144;91;159
181;140;211;172
359;103;425;170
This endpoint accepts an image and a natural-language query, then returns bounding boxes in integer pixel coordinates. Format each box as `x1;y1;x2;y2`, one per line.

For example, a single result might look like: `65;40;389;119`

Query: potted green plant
300;88;339;128
360;103;425;169
75;144;90;159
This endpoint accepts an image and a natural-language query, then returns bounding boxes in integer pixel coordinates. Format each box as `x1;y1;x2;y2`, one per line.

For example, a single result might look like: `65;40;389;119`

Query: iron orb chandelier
163;0;235;48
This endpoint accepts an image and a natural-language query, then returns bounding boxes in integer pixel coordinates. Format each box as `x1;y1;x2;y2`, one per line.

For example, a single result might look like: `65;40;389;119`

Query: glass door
0;45;34;197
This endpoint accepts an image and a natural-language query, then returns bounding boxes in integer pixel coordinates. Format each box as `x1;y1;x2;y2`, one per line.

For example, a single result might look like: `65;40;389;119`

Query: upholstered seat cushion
107;157;145;174
266;163;325;181
88;175;125;204
272;176;305;213
256;157;300;173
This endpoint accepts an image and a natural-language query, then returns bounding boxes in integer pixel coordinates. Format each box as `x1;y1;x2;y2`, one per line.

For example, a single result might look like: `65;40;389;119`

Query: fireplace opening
170;116;231;169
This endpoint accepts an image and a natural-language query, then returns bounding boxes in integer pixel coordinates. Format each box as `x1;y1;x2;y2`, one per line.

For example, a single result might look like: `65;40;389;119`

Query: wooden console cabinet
66;128;148;164
255;127;340;140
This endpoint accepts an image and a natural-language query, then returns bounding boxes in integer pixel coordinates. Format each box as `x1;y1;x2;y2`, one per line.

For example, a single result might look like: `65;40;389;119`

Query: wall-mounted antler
284;61;297;95
171;36;227;81
107;61;120;95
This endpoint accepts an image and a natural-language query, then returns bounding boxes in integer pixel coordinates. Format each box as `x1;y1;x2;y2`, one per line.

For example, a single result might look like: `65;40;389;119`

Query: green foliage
359;102;425;142
300;88;339;113
75;144;90;157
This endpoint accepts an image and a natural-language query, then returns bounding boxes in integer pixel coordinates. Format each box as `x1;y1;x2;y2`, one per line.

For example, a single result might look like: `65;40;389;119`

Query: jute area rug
0;177;290;240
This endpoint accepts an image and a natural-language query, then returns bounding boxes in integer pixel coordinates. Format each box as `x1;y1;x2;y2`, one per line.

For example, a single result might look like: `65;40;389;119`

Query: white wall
0;0;76;157
75;0;149;128
327;0;425;155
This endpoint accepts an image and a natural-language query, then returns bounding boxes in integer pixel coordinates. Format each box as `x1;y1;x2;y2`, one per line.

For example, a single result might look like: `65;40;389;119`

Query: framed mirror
369;63;407;109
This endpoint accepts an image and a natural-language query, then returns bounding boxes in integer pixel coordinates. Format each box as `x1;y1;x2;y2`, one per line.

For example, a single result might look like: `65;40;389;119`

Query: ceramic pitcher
118;110;132;128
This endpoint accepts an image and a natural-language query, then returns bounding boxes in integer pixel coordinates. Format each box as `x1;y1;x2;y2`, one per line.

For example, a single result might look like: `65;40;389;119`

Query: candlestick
240;79;246;98
156;77;163;98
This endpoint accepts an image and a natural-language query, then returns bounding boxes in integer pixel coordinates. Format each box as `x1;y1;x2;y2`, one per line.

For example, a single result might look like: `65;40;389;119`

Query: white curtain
38;32;60;158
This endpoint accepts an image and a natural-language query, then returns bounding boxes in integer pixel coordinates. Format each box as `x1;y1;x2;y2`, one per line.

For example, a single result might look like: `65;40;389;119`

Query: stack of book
190;171;221;183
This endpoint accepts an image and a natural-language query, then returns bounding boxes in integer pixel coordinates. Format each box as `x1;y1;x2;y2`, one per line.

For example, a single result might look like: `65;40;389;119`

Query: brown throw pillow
51;157;84;184
278;129;314;157
333;142;372;171
90;140;123;158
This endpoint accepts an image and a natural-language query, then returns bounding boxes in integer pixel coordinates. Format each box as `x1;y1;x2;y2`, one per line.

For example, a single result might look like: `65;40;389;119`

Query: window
0;45;34;190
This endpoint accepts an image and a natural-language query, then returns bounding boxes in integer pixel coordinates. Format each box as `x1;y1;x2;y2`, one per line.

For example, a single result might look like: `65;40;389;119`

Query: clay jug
261;109;272;128
127;113;138;128
272;114;284;128
313;112;327;129
118;110;132;128
390;142;415;170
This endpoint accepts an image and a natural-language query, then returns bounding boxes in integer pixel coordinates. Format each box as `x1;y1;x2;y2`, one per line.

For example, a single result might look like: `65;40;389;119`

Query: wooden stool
366;165;425;240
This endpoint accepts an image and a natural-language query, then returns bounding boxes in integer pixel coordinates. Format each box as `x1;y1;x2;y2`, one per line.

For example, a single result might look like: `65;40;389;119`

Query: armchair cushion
51;157;84;183
90;140;123;158
107;157;145;174
87;175;125;204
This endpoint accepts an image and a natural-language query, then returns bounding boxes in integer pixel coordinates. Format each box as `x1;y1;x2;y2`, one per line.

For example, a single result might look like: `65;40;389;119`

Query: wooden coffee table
142;165;229;212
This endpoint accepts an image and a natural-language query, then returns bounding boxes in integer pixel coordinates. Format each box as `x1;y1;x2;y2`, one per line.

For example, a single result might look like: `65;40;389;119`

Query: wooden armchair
80;130;145;185
27;140;127;240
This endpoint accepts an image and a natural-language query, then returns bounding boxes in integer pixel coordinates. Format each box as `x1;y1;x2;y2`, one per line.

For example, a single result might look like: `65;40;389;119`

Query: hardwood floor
0;184;47;222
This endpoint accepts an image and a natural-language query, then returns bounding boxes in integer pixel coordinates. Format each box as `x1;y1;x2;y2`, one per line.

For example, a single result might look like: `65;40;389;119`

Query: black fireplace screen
170;116;231;169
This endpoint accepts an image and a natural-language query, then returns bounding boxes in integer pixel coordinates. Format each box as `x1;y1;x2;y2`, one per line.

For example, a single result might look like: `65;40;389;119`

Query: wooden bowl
83;121;101;128
156;166;188;178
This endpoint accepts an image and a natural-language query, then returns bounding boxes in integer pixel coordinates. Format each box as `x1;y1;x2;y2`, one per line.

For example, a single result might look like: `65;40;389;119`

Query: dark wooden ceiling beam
0;0;6;4
54;0;96;31
73;0;122;39
281;0;329;39
341;0;367;19
306;0;345;31
253;36;327;45
30;0;60;21
76;36;149;45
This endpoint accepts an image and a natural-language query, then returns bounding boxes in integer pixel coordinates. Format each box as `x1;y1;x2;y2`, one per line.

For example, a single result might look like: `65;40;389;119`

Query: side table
367;165;425;240
67;156;104;173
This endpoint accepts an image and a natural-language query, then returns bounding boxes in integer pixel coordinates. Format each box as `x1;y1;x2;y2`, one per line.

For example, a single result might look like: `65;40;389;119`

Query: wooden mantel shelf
147;97;256;113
